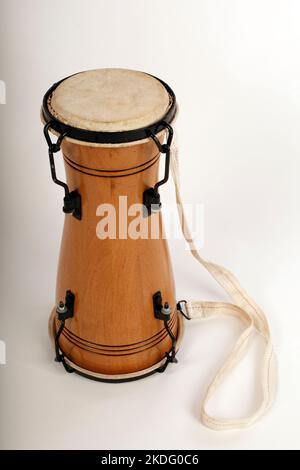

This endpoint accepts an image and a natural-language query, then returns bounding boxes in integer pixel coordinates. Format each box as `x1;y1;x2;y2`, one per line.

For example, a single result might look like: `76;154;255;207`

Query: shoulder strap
170;141;276;430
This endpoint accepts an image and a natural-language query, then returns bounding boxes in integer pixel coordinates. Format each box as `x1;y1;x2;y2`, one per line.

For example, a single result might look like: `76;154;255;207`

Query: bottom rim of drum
48;309;184;383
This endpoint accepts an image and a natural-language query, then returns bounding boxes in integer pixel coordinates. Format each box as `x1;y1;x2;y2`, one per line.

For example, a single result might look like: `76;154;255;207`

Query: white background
0;0;299;450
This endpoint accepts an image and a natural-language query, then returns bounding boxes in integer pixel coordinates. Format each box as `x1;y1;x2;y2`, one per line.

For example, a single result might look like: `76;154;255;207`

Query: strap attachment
176;300;191;320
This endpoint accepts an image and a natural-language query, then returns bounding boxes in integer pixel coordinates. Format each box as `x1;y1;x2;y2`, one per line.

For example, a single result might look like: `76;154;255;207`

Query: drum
41;69;276;430
42;68;184;381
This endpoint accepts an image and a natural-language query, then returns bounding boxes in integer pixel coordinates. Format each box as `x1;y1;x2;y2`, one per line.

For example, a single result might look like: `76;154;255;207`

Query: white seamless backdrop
0;0;299;450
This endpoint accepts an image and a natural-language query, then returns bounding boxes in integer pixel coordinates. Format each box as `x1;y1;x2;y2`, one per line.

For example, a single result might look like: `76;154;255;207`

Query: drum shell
55;138;177;375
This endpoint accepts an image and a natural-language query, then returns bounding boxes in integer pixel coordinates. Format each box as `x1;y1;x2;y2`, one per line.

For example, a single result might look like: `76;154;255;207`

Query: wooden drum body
43;68;182;381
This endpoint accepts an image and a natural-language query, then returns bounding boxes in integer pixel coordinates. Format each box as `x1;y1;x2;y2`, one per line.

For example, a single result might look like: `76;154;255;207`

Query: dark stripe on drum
60;315;176;354
62;151;160;173
62;313;176;348
61;327;172;356
63;154;160;178
60;316;178;358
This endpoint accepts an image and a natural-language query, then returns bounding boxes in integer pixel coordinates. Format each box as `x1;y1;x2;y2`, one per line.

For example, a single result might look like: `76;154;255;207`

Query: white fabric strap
170;141;276;430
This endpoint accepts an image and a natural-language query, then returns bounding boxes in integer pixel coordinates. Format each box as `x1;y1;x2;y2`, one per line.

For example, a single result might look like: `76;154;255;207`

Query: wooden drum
42;69;183;381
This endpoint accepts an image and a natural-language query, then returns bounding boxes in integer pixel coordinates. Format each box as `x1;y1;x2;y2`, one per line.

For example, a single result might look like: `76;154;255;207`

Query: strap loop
176;300;191;320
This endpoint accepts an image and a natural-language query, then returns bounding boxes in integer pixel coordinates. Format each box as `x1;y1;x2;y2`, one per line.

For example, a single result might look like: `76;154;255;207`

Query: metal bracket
153;291;178;372
143;123;173;216
54;290;75;373
44;122;81;220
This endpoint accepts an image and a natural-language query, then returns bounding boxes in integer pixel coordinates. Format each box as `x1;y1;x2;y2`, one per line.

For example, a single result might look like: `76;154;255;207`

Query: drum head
42;68;177;145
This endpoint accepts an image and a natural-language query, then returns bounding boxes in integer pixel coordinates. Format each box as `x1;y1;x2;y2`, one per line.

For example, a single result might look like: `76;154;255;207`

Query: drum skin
53;136;178;375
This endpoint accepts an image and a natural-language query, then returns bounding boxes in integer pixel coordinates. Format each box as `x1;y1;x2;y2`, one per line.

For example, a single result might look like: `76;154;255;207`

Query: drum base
48;309;184;383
